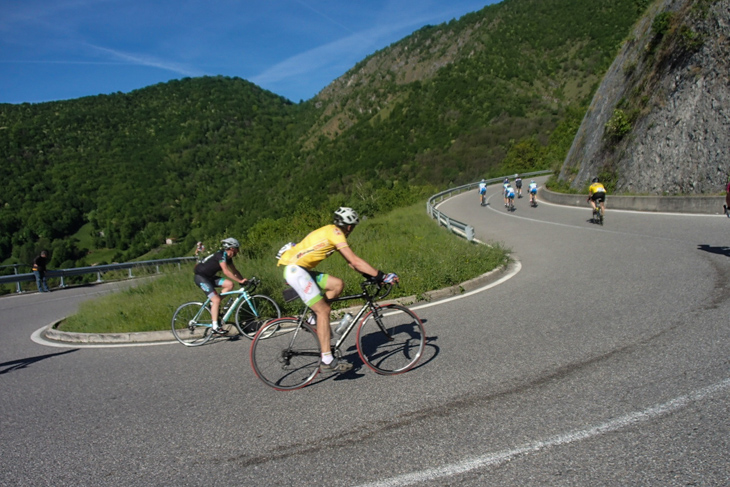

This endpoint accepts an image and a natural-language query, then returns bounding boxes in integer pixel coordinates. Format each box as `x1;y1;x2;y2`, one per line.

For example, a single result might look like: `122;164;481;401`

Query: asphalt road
2;182;728;486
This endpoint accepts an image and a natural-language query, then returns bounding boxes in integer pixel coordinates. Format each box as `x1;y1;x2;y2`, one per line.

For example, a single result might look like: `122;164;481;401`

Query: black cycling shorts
591;192;606;203
194;274;224;297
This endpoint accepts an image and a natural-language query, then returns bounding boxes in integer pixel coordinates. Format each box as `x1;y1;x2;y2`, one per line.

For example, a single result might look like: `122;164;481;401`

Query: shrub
605;109;632;140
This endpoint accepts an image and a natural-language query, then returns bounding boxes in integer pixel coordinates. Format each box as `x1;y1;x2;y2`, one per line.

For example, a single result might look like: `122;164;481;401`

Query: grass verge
60;203;509;333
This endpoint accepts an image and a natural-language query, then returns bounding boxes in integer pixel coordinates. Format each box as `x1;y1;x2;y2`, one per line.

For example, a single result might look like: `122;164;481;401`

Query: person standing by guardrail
195;241;206;262
32;250;51;293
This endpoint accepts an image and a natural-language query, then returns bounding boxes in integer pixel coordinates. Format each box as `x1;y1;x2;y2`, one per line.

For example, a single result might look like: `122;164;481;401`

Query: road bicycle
249;279;426;390
171;277;281;346
507;196;515;212
592;205;604;225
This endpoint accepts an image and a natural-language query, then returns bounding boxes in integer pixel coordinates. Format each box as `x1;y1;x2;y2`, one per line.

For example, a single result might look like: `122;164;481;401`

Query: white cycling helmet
334;207;360;226
221;237;240;249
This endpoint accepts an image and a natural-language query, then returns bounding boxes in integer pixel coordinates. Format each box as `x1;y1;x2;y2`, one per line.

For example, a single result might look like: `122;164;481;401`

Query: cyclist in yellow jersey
277;207;398;373
587;177;607;215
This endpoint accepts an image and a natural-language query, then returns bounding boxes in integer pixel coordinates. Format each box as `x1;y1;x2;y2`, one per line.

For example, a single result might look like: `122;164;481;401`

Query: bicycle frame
295;282;392;353
218;287;258;323
250;279;425;388
189;281;260;326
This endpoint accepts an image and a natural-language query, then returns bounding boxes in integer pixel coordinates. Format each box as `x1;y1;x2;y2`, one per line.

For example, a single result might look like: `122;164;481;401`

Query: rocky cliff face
559;0;730;195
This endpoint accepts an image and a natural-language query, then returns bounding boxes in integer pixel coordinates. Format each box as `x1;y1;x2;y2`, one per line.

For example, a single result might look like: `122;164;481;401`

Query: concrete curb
539;187;726;215
43;319;178;344
41;262;513;345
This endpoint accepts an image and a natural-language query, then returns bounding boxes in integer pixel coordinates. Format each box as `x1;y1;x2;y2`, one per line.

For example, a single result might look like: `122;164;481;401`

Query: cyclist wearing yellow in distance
277;207;398;373
587;177;607;215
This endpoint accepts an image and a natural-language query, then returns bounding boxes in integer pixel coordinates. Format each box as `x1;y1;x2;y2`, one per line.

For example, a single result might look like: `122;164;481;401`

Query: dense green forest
0;0;647;271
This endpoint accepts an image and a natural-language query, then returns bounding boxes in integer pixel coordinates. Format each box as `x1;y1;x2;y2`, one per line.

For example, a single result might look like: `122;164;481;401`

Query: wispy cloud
85;43;204;77
292;0;358;35
250;13;435;87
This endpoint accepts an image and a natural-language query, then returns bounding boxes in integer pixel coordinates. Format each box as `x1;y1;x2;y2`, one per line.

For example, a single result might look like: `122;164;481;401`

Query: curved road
2;181;728;486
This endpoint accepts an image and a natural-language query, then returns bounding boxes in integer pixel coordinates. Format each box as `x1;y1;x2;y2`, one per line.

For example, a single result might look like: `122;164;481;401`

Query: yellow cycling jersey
589;182;606;195
277;224;349;270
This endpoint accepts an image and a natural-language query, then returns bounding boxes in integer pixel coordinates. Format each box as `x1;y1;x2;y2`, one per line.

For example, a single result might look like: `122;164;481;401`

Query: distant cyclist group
479;174;606;219
477;175;540;210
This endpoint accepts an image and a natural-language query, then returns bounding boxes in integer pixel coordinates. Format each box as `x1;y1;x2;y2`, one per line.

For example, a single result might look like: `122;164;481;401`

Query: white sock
213;321;219;328
321;352;333;364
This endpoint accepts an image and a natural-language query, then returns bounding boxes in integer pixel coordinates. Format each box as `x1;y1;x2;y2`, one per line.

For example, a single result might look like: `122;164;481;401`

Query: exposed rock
560;0;730;195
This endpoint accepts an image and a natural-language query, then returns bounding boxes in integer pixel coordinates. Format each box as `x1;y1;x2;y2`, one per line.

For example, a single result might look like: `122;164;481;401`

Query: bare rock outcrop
560;0;730;195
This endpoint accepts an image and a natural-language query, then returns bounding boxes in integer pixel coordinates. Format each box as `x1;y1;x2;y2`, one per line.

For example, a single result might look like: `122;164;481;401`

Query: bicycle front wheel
357;304;426;375
234;294;282;339
250;318;321;390
171;302;213;347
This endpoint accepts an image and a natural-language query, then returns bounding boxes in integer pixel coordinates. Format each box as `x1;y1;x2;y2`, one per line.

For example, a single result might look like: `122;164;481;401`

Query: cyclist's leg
217;278;235;321
310;299;333;356
314;273;344;356
284;266;335;357
220;278;234;294
195;275;221;323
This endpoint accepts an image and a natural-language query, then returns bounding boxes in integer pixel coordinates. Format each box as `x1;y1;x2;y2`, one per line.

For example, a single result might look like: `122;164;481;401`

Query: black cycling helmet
592;177;599;183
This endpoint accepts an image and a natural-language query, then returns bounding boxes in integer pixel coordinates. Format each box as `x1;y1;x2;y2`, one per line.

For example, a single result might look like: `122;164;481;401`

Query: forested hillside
0;0;647;269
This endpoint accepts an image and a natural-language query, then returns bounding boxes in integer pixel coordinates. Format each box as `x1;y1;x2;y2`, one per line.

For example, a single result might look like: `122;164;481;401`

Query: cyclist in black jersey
194;238;248;334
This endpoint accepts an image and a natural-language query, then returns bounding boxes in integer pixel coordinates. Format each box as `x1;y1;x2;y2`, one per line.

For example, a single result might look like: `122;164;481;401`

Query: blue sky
0;0;499;105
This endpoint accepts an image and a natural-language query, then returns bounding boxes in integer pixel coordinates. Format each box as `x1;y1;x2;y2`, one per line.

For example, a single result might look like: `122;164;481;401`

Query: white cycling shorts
283;265;327;307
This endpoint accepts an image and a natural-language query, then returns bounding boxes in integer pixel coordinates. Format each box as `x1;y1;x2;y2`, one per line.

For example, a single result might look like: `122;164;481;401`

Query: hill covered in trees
0;0;647;269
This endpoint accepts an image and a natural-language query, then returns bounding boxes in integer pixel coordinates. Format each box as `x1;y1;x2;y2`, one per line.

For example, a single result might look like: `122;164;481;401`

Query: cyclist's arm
220;261;247;285
338;245;379;278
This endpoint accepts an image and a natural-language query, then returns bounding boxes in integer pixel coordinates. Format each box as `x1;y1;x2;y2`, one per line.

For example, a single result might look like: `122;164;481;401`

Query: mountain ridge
0;0;645;268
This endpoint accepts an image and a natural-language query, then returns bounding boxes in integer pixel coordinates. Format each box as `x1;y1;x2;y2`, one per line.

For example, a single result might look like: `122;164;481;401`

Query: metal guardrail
427;170;552;241
0;257;197;294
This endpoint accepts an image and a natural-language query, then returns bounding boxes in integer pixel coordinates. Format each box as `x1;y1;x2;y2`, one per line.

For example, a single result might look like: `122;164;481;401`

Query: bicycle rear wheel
234;294;282;339
250;318;321;390
357;304;426;375
171;302;213;346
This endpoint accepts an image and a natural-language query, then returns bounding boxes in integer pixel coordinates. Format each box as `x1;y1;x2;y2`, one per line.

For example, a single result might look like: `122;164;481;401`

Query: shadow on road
697;244;730;257
0;349;79;375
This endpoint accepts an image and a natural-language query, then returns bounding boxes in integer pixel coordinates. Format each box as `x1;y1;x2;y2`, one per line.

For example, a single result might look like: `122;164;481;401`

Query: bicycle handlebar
360;278;395;300
243;277;260;291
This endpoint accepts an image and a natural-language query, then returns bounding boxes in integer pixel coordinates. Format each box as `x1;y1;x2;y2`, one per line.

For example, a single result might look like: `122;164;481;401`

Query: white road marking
356;377;730;487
